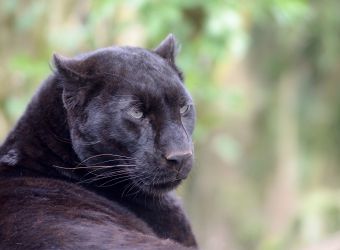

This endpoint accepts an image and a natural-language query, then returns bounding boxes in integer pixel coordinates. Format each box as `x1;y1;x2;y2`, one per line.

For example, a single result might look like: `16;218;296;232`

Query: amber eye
180;104;190;115
127;107;143;119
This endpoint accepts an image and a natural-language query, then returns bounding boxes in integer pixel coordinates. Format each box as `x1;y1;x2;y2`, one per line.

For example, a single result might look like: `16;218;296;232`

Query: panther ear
154;34;184;80
53;53;89;80
53;54;89;110
154;33;179;64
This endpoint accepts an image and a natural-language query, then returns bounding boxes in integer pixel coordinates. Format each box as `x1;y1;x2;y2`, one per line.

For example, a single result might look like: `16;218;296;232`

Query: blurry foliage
2;0;340;250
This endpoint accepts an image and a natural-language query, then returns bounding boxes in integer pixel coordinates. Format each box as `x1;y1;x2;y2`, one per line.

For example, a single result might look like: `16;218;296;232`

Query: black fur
0;178;194;250
0;34;197;249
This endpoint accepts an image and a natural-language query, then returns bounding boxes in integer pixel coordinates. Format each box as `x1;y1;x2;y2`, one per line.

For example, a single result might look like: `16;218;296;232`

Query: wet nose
165;151;192;166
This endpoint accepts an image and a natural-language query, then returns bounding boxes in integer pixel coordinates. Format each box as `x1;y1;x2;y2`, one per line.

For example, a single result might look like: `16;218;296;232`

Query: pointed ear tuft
154;33;179;63
52;53;86;80
53;53;67;68
53;53;71;73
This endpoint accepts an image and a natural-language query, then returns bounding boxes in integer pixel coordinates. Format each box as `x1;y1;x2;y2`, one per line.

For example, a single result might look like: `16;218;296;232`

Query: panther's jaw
132;178;182;196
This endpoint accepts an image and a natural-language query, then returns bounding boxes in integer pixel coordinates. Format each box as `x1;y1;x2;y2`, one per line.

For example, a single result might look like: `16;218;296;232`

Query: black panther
0;34;197;249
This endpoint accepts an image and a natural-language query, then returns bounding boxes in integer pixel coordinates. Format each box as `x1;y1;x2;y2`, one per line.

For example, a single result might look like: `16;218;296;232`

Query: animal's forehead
86;46;189;105
92;47;184;93
88;46;177;81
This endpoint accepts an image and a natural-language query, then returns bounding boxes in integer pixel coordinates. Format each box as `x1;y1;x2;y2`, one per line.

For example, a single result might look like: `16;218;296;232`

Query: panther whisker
78;171;130;184
75;154;133;167
99;171;146;188
80;169;133;183
122;173;150;197
91;159;135;166
127;179;144;198
53;164;134;170
98;176;131;187
121;181;136;198
79;165;130;179
81;166;136;180
80;167;132;180
90;164;136;168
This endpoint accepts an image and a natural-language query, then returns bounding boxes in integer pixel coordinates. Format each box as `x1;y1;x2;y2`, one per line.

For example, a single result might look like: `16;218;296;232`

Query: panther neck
0;76;79;178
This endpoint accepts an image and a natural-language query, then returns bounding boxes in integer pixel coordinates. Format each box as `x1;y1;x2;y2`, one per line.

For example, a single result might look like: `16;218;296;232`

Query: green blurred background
2;0;340;249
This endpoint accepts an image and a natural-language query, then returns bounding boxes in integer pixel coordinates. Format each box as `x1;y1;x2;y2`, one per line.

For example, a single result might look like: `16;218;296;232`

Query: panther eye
180;104;190;115
127;107;143;119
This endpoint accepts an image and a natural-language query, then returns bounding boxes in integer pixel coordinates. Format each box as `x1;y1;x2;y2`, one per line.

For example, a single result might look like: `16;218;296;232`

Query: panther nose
165;151;192;166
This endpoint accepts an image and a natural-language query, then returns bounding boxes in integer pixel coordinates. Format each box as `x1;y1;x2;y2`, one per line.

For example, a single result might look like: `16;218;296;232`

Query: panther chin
136;178;183;196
